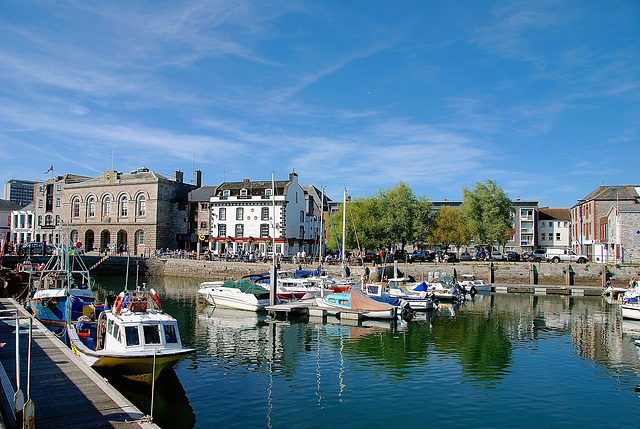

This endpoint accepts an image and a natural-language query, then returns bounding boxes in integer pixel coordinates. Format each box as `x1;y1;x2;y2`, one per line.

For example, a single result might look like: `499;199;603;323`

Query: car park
459;252;473;261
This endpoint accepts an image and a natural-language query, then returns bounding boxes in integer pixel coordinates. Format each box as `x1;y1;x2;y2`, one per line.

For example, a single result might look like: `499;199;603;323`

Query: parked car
362;252;381;263
545;248;589;263
390;250;407;262
459;252;473;261
531;249;546;262
407;251;428;263
490;251;504;261
475;250;488;261
506;251;520;262
22;242;54;256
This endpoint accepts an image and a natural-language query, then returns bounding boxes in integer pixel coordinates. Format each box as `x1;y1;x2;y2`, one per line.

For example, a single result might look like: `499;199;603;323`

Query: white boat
67;286;194;384
419;276;464;302
458;275;492;293
621;303;640;320
198;279;272;311
365;278;436;312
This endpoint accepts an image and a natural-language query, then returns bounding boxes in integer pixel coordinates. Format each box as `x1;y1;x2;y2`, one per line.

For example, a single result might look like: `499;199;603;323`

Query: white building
10;203;35;244
537;207;571;250
0;199;24;243
209;172;323;257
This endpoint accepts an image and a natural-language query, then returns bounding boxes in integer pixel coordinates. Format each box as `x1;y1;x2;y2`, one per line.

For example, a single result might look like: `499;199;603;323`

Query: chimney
243;179;250;183
174;170;184;183
194;170;202;187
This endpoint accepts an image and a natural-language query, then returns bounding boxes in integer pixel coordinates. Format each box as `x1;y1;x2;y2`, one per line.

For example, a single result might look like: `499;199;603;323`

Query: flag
44;164;53;174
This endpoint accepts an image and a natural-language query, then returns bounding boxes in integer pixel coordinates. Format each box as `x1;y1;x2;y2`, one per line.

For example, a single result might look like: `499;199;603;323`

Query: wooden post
529;263;537;285
489;262;494;284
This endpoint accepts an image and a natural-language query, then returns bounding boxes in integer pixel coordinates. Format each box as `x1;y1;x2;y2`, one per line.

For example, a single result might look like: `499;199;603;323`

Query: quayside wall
3;256;638;287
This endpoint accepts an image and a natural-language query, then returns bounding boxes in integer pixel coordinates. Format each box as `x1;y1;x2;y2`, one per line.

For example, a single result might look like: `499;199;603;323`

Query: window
541;222;545;228
56;184;62;191
235;224;244;238
219;208;226;220
136;231;144;245
299;226;304;239
44;214;53;226
236;207;243;220
240;188;248;197
137;195;146;217
222;190;230;197
218;224;227;237
200;221;208;229
300;210;304;222
107;319;113;336
37;215;42;226
119;195;128;217
556;232;561;240
55;198;61;208
87;197;95;217
143;325;161;344
260;224;269;238
38;199;43;209
265;189;272;197
200;203;208;210
164;325;178;344
125;326;140;346
71;230;79;243
103;196;111;218
72;198;80;218
261;207;269;220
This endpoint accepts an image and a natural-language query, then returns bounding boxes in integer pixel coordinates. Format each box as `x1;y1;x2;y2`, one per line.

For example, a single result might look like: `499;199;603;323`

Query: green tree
427;206;470;252
460;179;513;250
324;195;385;254
377;182;431;251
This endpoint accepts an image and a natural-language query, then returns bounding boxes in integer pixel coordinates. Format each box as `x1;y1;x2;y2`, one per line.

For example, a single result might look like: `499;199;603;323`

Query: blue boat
316;289;398;319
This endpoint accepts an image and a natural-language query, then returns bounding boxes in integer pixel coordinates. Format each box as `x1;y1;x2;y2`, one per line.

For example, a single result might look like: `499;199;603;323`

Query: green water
95;276;640;429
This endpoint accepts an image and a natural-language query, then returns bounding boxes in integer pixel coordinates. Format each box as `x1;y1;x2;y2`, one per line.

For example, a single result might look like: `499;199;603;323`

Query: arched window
102;196;111;219
137;195;146;217
71;230;79;244
72;198;80;218
136;230;145;245
87;197;95;217
119;195;128;217
44;214;53;226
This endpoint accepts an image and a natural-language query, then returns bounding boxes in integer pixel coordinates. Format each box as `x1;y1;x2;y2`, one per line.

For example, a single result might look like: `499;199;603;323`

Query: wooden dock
0;298;157;429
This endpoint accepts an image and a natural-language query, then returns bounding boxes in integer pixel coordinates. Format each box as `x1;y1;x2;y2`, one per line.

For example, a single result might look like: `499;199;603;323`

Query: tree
324;195;385;254
460;179;513;250
427;206;470;252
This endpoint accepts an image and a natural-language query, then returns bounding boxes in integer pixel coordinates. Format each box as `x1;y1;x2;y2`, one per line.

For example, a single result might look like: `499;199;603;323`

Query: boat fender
470;286;477;296
150;288;162;309
113;292;125;314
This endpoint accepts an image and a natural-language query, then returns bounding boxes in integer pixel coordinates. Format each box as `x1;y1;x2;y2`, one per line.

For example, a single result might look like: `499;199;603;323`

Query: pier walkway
0;298;157;429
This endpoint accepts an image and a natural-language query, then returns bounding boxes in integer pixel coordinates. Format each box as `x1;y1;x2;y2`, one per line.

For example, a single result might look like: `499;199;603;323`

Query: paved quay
491;283;605;296
0;298;158;429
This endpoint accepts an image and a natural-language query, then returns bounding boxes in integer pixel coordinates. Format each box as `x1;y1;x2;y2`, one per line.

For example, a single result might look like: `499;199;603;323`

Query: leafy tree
460;179;513;250
324;195;385;254
427;206;470;252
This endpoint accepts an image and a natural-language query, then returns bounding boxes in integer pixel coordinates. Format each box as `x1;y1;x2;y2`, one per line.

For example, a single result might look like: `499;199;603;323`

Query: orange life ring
113;294;124;314
150;288;162;309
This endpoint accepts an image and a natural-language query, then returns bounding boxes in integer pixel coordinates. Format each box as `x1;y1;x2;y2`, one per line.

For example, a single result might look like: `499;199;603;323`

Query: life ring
150;288;162;309
113;293;125;314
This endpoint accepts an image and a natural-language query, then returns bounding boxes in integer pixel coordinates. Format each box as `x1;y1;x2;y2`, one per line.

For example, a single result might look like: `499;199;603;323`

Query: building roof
0;199;25;212
579;185;640;204
213;172;299;198
188;186;217;202
538;207;571;221
300;184;332;210
617;203;640;213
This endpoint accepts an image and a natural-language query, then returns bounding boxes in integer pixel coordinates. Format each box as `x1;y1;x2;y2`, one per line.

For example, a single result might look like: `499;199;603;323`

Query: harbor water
95;276;640;428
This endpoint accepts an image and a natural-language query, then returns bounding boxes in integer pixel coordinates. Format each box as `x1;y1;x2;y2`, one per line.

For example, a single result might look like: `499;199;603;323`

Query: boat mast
269;172;277;306
342;187;347;278
319;186;324;268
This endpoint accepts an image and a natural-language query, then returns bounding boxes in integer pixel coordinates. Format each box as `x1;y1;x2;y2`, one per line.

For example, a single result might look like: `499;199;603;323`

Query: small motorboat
418;276;464;302
459;275;492;293
67;286;194;384
316;289;398;319
198;279;272;311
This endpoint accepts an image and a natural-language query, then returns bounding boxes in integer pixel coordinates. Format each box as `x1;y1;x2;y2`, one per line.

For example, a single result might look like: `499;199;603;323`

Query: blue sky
1;1;638;207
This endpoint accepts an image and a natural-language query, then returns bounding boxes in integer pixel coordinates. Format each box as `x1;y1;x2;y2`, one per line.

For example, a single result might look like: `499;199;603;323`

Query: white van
545;248;589;263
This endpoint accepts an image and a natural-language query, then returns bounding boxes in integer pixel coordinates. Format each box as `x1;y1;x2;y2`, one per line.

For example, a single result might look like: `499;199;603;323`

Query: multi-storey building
3;179;39;206
209;172;323;257
32;168;198;255
605;204;640;264
10;203;35;244
537;207;571;250
186;185;216;253
571;186;640;260
0;199;25;243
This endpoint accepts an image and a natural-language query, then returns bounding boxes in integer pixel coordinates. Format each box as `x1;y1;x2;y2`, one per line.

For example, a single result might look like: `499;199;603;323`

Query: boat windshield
143;324;161;344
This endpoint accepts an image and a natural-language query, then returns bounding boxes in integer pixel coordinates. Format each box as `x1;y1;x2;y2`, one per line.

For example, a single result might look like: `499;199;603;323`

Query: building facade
209;172;323;257
10;203;35;244
605;204;640;264
571;186;640;261
32;168;197;255
0;199;25;243
537;207;571;250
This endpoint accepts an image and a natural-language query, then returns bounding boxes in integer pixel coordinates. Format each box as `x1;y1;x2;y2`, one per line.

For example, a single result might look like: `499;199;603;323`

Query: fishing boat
67;286;194;384
198;279;272;311
316;289;398;319
25;243;97;327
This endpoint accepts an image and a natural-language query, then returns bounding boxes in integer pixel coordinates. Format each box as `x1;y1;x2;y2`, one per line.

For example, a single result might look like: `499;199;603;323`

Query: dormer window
222;190;230;197
240;188;248;197
265;189;272;197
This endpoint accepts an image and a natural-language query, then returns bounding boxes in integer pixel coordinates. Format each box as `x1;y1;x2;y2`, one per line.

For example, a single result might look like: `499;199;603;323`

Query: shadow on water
100;368;196;429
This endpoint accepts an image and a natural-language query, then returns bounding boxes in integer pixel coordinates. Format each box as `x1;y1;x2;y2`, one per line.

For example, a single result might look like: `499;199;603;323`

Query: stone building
571;185;640;260
59;168;197;256
185;185;217;253
605;204;640;264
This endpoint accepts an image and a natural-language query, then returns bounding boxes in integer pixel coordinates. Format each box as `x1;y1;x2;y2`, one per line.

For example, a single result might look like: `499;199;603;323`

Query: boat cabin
101;311;183;352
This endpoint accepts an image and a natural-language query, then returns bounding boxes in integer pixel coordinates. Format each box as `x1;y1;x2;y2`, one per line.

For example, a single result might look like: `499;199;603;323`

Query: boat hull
621;304;640;320
199;289;269;311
